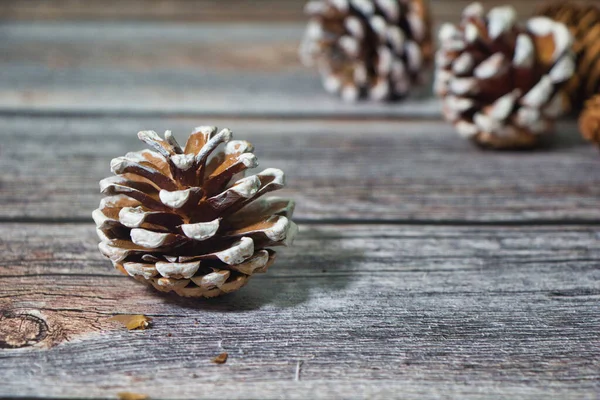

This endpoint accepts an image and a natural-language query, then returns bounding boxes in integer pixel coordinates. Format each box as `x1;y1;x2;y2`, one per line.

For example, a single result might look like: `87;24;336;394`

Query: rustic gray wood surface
0;0;599;399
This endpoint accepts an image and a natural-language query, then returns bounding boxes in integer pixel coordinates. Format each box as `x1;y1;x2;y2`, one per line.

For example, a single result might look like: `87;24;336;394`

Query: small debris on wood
117;392;149;400
167;333;172;337
109;315;152;330
212;352;228;364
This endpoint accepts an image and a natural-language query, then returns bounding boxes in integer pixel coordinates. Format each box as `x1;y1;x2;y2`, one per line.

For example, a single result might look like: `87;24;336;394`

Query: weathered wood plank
1;116;599;222
0;21;441;117
1;223;599;398
0;0;569;22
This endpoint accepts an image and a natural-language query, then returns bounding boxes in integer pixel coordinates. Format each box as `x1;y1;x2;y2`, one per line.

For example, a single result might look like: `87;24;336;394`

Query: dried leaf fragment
117;392;149;400
109;314;152;330
212;352;228;364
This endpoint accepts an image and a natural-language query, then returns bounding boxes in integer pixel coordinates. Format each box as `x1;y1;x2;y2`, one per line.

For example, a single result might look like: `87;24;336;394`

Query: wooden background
1;1;599;399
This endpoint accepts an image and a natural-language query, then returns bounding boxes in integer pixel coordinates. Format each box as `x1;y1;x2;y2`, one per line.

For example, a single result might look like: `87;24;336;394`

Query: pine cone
93;127;298;298
435;3;575;149
299;0;433;102
579;95;600;145
537;2;600;109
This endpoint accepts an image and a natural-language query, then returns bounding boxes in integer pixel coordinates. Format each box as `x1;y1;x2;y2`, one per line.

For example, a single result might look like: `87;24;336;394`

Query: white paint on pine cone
281;219;299;246
181;219;220;241
339;36;360;58
474;113;502;134
387;26;405;55
138;130;172;158
444;96;474;114
521;76;553;108
228;250;270;275
487;6;517;40
154;277;190;289
377;46;393;75
474;53;508;79
193;126;217;137
549;55;575;84
164;130;183;154
123;262;158;279
119;206;149;228
156;261;201;279
488;90;519;121
438;23;459;42
100;195;139;209
170;153;195;171
323;75;342;93
305;1;327;15
463;2;484;18
452;53;475;75
98;241;129;263
231;175;261;198
215;237;254;265
455;121;479;138
515;107;541;128
407;11;426;42
449;77;479;96
513;34;535;68
434;70;452;94
527;17;572;61
159;188;191;209
225;140;254;155
195;128;232;165
191;270;230;289
376;0;399;22
92;207;113;226
341;85;360;102
369;79;390;101
464;23;480;43
130;228;173;249
353;64;368;85
344;16;364;39
369;16;387;40
305;21;323;40
258;168;286;188
329;0;349;12
350;0;374;15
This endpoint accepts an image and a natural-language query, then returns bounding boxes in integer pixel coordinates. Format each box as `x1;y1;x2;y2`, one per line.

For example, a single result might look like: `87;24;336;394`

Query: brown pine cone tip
300;0;433;102
435;2;576;149
93;127;298;298
579;95;600;145
537;2;600;109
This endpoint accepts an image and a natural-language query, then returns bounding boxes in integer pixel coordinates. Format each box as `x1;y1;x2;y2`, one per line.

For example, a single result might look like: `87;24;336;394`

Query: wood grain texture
1;223;599;398
1;116;599;222
0;0;566;22
0;21;441;117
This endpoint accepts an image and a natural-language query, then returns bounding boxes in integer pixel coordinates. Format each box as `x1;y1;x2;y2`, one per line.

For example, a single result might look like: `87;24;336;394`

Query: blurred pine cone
300;0;433;102
579;95;600;145
537;2;600;110
435;3;575;149
93;127;298;298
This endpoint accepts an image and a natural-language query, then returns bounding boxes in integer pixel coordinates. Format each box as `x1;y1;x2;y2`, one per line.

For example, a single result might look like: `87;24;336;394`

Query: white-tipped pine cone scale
93;127;298;298
300;0;433;102
435;2;576;149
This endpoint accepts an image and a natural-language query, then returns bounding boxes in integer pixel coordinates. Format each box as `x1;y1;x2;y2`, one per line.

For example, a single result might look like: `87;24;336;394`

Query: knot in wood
0;311;48;349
